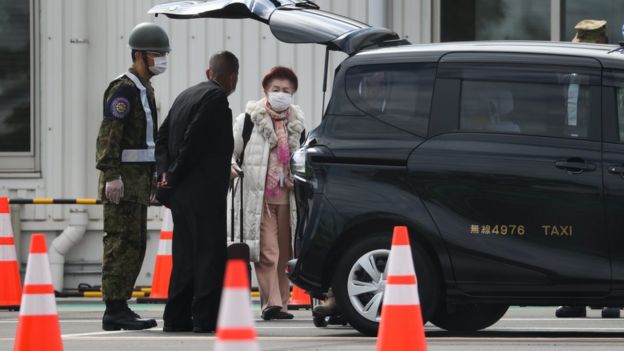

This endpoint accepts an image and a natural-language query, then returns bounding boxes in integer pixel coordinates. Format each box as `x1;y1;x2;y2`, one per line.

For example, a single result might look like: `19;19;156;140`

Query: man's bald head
207;51;239;95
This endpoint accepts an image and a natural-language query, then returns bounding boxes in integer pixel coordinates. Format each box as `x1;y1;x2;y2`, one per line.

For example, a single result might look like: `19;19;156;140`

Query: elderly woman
230;66;305;320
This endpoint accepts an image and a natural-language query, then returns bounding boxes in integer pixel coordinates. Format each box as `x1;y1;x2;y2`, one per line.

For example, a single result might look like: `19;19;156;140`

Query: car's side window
458;68;597;140
345;63;435;137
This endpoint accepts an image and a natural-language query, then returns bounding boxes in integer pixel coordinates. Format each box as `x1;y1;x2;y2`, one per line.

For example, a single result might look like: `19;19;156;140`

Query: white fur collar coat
227;98;305;262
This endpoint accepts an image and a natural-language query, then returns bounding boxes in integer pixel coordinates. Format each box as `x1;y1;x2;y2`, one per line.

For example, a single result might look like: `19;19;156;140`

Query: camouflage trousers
102;202;147;301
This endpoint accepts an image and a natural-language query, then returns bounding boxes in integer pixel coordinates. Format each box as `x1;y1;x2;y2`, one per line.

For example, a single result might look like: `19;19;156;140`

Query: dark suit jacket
155;80;234;207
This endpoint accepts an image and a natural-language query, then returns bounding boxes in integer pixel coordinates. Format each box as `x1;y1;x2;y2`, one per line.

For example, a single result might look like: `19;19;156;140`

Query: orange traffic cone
376;226;426;351
0;197;21;310
288;285;311;310
215;259;259;351
14;233;63;351
138;208;173;303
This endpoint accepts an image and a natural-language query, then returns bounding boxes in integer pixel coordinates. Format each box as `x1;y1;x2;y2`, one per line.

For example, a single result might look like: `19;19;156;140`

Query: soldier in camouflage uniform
558;18;620;320
95;22;170;331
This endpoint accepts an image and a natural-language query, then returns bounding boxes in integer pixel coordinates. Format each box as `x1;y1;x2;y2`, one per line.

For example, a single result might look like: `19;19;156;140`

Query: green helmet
128;22;170;52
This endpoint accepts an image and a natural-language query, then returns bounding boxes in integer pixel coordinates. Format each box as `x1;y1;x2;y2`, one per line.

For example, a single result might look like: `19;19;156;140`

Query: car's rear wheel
430;303;509;332
332;232;440;336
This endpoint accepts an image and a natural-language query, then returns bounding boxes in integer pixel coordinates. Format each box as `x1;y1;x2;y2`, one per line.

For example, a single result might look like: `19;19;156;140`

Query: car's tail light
291;147;308;180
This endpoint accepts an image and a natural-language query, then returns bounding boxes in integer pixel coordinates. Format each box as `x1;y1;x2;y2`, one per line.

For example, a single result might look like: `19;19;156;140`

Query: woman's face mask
268;92;293;112
149;55;168;75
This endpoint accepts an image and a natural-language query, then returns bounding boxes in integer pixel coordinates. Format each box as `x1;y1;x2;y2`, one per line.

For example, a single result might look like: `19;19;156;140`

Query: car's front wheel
332;233;440;336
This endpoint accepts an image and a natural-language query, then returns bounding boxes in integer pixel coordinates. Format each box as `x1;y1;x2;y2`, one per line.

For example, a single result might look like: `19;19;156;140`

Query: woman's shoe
261;306;281;320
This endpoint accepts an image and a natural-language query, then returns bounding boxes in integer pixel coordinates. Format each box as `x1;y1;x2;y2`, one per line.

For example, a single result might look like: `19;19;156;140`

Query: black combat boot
121;300;153;321
102;300;157;330
555;305;586;318
602;307;621;318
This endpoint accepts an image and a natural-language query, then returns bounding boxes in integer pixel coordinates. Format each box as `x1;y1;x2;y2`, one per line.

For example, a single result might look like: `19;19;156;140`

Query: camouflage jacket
96;68;157;205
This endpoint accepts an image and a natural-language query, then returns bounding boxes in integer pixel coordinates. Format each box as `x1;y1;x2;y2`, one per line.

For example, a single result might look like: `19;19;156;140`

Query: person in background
95;22;170;331
572;19;608;43
230;66;305;321
156;51;239;333
558;18;619;319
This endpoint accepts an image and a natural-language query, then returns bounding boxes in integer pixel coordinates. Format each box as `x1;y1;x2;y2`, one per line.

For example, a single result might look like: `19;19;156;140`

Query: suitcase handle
230;171;245;243
239;171;244;243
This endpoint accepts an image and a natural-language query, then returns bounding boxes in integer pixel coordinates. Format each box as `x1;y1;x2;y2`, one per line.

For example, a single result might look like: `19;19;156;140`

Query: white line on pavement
62;330;134;338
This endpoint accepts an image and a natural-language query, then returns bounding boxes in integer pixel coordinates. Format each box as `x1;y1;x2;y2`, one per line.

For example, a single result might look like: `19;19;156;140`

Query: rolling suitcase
228;171;252;286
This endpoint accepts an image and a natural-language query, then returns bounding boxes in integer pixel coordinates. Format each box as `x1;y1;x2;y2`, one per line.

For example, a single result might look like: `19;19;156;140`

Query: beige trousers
254;203;292;311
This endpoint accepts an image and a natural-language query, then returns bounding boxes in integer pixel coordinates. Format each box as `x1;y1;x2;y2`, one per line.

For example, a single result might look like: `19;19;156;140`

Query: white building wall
2;0;431;289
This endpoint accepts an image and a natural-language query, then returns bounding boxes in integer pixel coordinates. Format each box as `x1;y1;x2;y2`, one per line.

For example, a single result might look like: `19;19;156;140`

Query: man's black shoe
192;326;215;333
261;306;281;321
163;324;194;332
102;301;158;331
555;306;586;318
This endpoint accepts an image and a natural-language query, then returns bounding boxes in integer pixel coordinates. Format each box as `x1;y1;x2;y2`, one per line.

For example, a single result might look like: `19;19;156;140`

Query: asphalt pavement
1;299;624;350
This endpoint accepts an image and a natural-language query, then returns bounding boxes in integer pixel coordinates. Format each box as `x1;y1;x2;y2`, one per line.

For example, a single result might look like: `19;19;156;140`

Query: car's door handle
608;165;624;175
554;160;596;173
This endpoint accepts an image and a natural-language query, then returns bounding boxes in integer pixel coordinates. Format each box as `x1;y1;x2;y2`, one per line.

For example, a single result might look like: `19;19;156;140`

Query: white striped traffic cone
0;197;21;310
215;259;259;351
376;226;426;351
146;207;173;301
14;233;63;351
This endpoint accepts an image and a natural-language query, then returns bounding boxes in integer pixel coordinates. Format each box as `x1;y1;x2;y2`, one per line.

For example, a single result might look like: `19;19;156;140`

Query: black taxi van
150;0;624;336
289;41;624;335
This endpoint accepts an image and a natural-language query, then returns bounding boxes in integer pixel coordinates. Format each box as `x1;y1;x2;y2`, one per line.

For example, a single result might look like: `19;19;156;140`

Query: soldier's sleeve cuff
103;170;121;182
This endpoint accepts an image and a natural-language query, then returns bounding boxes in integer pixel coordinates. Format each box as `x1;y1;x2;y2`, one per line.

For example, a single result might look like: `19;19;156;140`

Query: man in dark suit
155;51;239;333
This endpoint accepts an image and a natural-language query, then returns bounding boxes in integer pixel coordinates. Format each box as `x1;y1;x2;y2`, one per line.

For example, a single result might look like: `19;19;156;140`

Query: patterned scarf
265;103;291;199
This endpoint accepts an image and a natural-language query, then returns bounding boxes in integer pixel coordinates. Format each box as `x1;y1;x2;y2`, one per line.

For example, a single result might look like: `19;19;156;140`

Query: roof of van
357;41;624;69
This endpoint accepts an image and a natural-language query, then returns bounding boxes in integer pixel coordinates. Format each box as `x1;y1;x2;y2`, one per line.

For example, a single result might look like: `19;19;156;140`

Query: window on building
562;0;624;44
441;0;550;41
345;64;435;137
0;0;34;171
459;71;597;139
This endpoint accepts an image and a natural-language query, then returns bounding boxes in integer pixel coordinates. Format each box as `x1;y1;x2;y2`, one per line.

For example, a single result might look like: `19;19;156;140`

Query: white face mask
149;56;168;75
268;92;293;112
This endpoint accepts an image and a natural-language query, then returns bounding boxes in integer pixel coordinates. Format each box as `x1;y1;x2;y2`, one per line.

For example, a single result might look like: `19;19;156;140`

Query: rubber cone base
14;315;63;351
377;305;426;350
0;261;21;308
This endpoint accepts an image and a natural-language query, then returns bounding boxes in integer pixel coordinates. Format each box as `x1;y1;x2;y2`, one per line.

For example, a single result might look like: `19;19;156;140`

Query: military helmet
128;22;171;52
572;19;608;44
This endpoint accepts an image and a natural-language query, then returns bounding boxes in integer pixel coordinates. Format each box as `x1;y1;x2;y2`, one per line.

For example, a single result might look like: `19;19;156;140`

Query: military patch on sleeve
103;84;135;120
110;97;130;118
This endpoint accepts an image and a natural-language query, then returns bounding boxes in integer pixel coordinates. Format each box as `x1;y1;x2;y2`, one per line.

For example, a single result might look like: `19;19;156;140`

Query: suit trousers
254;203;292;311
163;184;227;329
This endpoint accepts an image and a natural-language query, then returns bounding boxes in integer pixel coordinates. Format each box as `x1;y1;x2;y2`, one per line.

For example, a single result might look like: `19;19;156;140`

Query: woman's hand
231;164;242;179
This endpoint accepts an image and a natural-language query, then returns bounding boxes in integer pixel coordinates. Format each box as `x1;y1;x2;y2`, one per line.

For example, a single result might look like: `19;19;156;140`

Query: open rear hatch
148;0;405;55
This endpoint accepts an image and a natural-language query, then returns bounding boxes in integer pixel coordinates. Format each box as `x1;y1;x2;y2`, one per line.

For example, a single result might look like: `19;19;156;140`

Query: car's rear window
345;63;435;137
